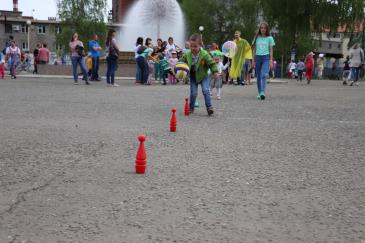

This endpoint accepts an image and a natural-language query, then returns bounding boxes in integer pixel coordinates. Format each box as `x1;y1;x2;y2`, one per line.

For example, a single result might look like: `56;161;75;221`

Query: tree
260;0;365;58
180;0;260;46
56;0;108;54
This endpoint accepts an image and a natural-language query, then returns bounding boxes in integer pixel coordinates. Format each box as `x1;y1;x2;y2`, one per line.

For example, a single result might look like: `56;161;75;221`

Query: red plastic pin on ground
170;108;177;132
184;97;190;116
135;134;147;174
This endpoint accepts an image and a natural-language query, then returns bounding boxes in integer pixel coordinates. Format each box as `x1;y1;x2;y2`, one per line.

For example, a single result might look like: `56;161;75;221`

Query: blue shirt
255;36;275;56
88;40;101;58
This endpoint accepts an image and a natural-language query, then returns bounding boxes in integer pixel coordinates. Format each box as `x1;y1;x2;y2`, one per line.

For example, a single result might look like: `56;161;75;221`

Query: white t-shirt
6;46;21;61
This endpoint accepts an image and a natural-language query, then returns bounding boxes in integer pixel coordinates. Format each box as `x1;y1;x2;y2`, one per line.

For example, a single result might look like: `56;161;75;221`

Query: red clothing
38;47;50;63
305;56;314;80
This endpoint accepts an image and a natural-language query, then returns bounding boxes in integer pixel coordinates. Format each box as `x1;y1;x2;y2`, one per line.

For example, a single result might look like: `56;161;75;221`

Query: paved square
0;78;364;242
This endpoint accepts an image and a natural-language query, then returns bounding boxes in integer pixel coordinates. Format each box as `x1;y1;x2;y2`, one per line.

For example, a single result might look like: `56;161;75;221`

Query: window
22;42;29;50
21;24;28;33
55;43;62;50
328;43;332;49
38;25;46;34
5;24;12;33
56;25;61;34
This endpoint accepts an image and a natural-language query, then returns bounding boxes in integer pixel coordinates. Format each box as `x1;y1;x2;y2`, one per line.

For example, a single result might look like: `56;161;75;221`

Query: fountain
119;0;186;51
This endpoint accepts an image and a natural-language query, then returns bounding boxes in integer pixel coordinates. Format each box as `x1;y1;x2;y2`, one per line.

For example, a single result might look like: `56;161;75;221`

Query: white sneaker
217;96;221;100
112;84;120;87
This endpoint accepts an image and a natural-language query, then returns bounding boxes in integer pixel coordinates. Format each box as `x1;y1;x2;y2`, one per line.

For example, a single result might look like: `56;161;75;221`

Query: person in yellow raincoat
229;30;252;85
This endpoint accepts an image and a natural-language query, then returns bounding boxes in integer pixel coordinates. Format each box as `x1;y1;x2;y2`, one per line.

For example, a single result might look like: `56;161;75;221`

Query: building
112;0;135;23
312;22;364;59
0;9;61;53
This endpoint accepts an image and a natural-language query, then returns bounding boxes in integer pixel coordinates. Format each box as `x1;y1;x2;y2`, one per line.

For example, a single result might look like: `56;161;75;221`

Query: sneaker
189;108;194;114
354;82;359;86
260;92;266;100
112;83;120;87
307;79;311;84
74;81;79;85
343;81;347;85
85;81;90;85
350;81;354;86
207;107;214;116
257;95;261;100
217;96;221;100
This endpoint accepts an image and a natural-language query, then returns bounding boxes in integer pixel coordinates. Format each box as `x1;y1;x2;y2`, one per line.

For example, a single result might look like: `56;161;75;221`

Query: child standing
210;56;229;100
168;50;179;84
305;52;315;84
180;33;219;115
296;59;305;81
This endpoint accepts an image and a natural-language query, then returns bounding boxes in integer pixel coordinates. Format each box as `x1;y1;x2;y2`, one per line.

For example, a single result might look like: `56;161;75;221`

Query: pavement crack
0;176;56;217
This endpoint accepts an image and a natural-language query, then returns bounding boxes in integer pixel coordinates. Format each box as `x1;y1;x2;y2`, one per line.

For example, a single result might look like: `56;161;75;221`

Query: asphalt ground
0;77;364;243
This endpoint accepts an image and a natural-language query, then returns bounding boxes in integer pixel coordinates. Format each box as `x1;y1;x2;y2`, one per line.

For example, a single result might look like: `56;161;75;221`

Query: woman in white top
5;40;21;79
349;43;364;86
69;32;90;85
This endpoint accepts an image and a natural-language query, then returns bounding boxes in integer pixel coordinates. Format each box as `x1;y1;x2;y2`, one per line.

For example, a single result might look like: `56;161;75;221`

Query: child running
180;33;219;116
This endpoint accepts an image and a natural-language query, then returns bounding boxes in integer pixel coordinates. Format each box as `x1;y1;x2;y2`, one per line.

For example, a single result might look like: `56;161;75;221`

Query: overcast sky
1;0;113;20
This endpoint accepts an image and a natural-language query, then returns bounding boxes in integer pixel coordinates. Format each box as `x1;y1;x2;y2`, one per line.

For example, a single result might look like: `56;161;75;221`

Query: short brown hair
189;33;203;45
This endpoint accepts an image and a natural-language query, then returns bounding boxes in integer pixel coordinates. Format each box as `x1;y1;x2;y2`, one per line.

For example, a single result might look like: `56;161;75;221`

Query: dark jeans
351;67;360;81
91;57;100;80
106;57;118;84
136;56;149;84
71;56;88;82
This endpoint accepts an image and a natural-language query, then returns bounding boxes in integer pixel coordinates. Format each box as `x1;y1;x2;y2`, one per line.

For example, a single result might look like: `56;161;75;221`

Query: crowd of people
0;35;50;79
1;22;364;114
286;43;364;86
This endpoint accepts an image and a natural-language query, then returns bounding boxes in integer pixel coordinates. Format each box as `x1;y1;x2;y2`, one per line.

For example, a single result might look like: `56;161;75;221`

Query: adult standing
166;37;178;52
136;38;153;85
88;34;102;81
349;43;364;86
38;43;50;64
134;37;144;84
305;52;315;84
5;40;21;79
106;29;121;87
252;23;275;100
32;43;41;74
230;30;252;85
69;32;90;85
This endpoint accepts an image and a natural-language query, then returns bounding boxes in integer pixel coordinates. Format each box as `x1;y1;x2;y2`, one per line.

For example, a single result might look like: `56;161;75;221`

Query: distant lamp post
26;20;31;52
199;26;204;46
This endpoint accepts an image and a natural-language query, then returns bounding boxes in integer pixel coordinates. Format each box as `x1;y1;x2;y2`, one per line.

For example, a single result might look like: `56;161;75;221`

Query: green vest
180;49;219;83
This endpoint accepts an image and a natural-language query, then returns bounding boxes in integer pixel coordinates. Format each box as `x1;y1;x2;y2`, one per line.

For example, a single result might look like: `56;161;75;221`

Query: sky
1;0;113;20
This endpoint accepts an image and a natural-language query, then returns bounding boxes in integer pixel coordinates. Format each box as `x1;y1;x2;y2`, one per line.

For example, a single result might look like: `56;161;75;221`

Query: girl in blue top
252;22;275;100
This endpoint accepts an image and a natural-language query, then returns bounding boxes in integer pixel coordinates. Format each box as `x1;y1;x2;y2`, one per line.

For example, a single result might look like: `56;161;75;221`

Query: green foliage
56;0;108;53
181;0;259;47
181;0;364;59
